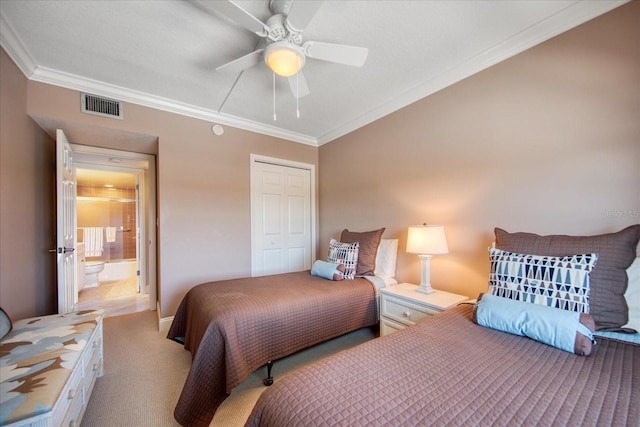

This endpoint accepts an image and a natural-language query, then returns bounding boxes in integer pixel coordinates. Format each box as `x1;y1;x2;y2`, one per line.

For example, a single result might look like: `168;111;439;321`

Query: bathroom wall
77;184;137;261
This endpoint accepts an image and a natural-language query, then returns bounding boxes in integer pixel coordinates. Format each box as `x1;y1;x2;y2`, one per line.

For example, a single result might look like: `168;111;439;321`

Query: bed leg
263;361;274;386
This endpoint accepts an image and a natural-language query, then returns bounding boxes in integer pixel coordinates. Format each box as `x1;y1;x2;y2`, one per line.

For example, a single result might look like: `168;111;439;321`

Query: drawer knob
68;388;76;399
403;311;411;318
70;421;77;427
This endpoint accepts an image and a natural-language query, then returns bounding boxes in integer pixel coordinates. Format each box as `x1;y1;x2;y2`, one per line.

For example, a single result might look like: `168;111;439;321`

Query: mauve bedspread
246;304;639;427
167;271;377;427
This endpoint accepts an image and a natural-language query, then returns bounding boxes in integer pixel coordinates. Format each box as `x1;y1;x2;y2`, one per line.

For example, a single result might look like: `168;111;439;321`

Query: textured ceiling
0;0;626;146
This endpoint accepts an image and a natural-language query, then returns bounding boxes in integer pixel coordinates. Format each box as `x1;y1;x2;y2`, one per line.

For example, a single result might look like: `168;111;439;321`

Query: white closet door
251;159;312;277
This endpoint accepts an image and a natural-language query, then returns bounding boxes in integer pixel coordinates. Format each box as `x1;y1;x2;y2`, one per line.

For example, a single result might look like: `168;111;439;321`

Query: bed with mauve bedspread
167;271;378;427
246;304;639;427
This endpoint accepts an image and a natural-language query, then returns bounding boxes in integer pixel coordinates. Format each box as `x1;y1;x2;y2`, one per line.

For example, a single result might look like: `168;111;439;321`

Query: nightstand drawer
381;294;440;326
380;317;406;336
379;284;468;337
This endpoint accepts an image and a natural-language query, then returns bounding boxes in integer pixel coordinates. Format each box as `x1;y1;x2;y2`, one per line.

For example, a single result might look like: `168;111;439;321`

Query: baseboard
157;300;174;332
158;315;174;332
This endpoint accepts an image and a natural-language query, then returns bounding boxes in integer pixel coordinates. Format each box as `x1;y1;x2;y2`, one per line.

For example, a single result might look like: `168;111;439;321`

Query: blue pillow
473;293;595;356
311;260;345;281
0;307;12;340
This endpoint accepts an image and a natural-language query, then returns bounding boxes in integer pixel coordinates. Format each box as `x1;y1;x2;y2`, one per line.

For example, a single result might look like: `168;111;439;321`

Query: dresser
0;310;104;427
380;283;468;336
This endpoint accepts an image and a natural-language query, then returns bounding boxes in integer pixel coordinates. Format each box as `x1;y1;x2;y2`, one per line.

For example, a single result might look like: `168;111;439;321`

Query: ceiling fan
213;0;369;99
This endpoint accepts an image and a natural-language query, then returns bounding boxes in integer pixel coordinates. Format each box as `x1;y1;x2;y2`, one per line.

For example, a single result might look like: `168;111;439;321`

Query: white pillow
374;239;398;278
623;257;640;331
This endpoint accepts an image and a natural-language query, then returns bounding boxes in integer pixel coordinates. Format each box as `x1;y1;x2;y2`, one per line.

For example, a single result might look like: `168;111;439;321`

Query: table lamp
406;224;449;294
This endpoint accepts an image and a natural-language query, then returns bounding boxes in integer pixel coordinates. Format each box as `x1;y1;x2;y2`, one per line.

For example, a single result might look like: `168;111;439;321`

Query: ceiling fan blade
303;41;368;67
209;0;268;36
288;71;310;98
216;49;264;73
286;0;323;32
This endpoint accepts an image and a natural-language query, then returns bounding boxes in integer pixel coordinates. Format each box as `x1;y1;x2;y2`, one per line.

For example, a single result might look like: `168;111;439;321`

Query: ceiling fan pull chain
296;73;300;118
273;72;277;121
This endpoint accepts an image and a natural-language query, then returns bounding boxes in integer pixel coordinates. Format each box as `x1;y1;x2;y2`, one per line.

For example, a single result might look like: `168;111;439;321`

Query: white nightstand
379;283;468;336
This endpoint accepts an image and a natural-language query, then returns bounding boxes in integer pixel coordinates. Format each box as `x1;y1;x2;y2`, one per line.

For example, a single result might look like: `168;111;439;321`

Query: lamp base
416;284;436;294
416;254;436;294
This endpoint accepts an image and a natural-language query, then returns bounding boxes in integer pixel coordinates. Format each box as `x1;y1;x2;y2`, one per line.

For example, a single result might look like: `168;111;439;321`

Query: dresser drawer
83;334;103;401
84;351;102;403
381;294;440;326
50;359;84;427
60;384;84;427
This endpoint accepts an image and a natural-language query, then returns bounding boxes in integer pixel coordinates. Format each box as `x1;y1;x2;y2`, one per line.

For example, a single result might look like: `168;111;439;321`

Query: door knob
48;247;75;254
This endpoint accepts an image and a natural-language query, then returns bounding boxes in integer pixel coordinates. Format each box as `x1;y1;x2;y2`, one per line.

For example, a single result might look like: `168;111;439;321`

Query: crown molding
317;0;628;146
0;14;37;77
30;67;318;146
0;13;318;147
2;1;627;148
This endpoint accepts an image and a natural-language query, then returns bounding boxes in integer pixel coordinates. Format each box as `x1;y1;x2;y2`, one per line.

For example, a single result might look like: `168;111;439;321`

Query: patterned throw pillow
488;247;598;313
328;239;359;280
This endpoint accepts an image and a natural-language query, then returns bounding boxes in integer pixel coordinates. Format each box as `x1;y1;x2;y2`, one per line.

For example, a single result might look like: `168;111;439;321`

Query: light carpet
82;309;376;426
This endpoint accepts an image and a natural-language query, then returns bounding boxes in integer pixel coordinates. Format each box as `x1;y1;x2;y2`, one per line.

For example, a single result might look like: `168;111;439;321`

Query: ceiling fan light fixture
265;42;305;77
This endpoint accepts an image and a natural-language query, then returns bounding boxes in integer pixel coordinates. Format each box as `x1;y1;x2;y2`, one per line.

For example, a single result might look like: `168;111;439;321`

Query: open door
135;175;143;294
55;129;77;314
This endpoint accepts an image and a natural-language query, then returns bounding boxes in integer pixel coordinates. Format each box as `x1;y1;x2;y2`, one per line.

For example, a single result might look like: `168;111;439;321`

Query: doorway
72;145;157;317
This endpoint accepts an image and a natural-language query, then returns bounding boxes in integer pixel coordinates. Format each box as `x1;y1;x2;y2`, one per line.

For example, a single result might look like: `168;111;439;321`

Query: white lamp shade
406;225;449;255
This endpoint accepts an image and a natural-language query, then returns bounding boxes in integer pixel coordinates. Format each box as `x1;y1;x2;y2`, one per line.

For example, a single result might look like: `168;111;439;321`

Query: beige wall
0;49;57;319
1;48;318;319
1;2;638;320
319;2;640;299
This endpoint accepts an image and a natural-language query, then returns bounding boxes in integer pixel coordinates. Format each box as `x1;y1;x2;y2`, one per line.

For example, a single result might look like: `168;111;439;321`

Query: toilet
84;261;105;288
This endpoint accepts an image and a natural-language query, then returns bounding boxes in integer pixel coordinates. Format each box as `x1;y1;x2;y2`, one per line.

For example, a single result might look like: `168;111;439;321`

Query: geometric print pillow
488;247;598;313
328;239;359;280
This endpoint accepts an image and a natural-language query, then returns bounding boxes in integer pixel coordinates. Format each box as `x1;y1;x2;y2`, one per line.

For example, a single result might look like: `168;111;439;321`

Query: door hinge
137;270;140;276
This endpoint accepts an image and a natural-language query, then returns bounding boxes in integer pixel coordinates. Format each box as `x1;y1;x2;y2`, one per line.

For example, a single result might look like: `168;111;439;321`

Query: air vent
81;93;123;120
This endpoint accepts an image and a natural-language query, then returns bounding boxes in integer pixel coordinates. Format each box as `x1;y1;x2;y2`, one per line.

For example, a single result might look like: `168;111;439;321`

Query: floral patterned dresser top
0;309;104;425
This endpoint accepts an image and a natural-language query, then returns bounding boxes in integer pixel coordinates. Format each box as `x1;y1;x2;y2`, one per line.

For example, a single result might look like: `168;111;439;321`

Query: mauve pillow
340;228;385;276
495;225;640;331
